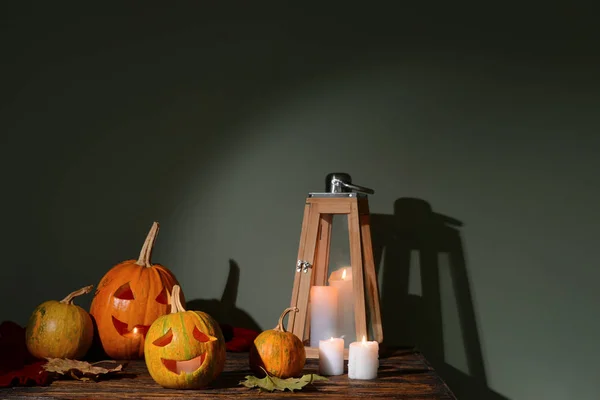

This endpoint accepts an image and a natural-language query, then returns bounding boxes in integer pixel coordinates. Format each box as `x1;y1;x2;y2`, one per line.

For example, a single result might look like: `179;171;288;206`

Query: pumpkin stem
136;222;160;268
170;285;186;314
274;307;298;332
60;285;94;305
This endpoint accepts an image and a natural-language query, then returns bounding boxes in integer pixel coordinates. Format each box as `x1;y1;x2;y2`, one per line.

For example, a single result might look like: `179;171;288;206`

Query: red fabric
225;326;259;352
0;321;50;387
0;361;48;387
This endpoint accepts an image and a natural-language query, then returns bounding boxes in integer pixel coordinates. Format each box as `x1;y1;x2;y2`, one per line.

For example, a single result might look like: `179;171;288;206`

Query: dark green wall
2;4;599;400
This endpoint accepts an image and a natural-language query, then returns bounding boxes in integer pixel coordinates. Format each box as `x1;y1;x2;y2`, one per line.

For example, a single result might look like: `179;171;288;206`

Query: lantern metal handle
325;173;375;195
332;178;374;195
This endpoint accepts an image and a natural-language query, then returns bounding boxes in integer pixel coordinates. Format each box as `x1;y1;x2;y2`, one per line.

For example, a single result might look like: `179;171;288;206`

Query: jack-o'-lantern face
145;286;226;389
109;279;169;337
90;262;183;359
89;222;184;359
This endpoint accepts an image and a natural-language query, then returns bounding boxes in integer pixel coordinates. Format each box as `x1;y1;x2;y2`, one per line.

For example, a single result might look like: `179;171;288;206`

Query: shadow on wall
371;198;509;400
186;259;261;333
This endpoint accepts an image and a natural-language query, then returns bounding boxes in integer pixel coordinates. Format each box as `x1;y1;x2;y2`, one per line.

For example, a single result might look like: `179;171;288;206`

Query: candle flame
362;335;366;343
342;268;347;280
133;327;139;335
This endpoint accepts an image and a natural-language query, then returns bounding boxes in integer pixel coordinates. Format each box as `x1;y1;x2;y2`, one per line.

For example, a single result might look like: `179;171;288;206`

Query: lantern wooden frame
287;193;383;359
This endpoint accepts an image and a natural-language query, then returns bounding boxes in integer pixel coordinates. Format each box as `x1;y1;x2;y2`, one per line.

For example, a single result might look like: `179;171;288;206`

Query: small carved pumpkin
26;285;94;360
90;222;184;359
249;307;306;378
145;285;226;389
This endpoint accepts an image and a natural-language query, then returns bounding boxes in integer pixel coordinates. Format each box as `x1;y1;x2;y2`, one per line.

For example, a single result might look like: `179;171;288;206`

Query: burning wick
133;327;139;335
342;268;347;280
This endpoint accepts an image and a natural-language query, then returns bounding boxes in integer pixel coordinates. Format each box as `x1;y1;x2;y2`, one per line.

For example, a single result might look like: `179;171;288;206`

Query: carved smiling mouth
112;316;150;337
162;353;207;374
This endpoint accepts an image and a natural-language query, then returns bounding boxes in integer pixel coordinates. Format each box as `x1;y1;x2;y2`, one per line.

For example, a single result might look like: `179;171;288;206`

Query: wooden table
1;348;456;399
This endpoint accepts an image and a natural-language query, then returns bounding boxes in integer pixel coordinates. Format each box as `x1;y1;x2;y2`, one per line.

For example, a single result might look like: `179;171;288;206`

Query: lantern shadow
186;259;261;335
370;198;510;400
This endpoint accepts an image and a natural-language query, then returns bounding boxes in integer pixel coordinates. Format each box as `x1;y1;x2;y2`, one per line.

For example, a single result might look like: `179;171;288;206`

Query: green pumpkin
144;285;226;389
26;285;94;360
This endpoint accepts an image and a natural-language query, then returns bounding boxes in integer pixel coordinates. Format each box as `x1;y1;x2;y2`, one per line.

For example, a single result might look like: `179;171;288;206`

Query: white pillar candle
328;267;355;345
348;336;379;380
318;337;344;376
309;286;338;347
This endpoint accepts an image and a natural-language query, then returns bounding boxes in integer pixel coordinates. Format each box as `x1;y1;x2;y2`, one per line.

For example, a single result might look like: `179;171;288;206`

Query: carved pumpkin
249;307;306;378
90;222;184;359
145;285;226;389
26;285;94;360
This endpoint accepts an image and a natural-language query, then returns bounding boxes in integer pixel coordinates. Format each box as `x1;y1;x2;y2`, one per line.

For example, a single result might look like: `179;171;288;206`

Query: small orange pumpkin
90;222;184;359
145;285;226;389
249;307;306;378
26;285;94;360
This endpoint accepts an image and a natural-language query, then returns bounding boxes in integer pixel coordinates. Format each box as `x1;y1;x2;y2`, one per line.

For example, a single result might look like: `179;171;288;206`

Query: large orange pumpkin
90;222;184;359
145;285;226;389
249;307;306;378
26;285;94;360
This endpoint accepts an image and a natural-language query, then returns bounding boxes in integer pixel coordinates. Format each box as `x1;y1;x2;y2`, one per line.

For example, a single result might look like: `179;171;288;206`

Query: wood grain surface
1;347;456;399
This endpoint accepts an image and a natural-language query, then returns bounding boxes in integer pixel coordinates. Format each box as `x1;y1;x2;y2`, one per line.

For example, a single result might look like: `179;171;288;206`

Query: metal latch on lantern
296;260;312;273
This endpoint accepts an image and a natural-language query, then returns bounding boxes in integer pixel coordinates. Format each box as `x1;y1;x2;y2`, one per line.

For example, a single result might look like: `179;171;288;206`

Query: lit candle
348;335;379;380
318;337;344;376
124;326;141;339
329;267;355;345
123;325;148;340
309;286;338;347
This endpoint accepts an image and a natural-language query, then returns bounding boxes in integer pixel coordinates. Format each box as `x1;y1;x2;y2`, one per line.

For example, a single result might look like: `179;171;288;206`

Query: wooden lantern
287;173;383;358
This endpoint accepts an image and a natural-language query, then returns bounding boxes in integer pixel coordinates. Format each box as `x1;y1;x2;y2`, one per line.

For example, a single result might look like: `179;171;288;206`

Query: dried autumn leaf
44;358;126;381
239;367;328;392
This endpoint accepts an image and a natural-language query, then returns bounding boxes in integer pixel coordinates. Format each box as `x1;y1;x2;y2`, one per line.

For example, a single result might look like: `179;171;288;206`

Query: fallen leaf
240;368;328;392
43;359;127;381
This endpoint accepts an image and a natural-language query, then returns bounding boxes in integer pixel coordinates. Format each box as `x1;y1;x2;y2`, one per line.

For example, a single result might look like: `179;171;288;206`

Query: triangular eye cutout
155;287;168;305
193;326;212;343
114;282;134;300
152;329;173;347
